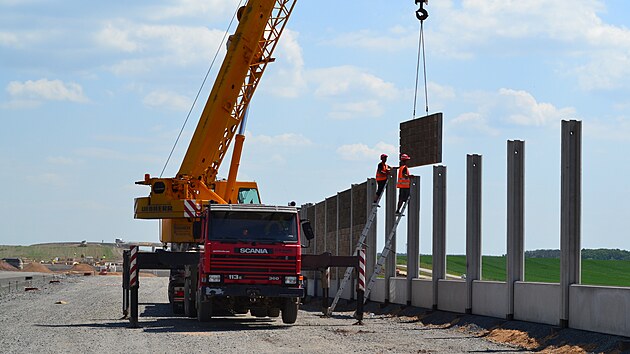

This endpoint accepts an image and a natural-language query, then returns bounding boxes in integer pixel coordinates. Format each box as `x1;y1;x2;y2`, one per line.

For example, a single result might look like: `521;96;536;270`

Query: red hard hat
380;154;388;159
400;154;411;160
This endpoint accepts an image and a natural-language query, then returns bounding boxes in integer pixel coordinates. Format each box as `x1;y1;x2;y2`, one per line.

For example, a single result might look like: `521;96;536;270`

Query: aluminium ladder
326;183;387;315
327;192;408;314
362;199;408;302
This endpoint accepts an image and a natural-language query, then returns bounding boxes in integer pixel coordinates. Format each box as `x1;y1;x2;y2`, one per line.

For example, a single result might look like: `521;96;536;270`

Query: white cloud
430;0;630;90
6;79;88;103
325;27;416;52
96;23;138;52
267;29;306;98
247;132;312;147
573;52;630;91
451;112;500;137
336;141;397;161
143;90;191;111
309;66;399;99
0;32;18;46
147;0;239;20
450;88;575;136
498;88;576;126
329;100;383;120
47;156;80;165
96;21;225;70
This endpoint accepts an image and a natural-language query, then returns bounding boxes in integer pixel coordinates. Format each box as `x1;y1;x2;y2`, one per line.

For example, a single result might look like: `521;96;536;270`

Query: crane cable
160;0;244;178
412;1;429;118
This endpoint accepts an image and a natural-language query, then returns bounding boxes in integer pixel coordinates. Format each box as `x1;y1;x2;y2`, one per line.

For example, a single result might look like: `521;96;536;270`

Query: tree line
525;248;630;261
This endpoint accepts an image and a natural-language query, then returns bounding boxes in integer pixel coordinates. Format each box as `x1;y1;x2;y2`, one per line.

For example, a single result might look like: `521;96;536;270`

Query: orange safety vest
397;165;410;189
376;163;389;181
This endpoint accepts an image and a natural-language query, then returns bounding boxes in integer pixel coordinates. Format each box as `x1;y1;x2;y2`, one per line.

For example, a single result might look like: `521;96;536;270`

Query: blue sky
1;0;629;255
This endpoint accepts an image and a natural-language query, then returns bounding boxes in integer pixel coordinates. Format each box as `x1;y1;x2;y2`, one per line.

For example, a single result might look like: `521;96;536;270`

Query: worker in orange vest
373;154;391;204
396;154;413;214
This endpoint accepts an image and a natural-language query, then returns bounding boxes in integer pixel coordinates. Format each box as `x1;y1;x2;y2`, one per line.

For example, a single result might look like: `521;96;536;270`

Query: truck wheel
281;299;298;324
268;308;280;318
184;278;196;318
196;292;212;322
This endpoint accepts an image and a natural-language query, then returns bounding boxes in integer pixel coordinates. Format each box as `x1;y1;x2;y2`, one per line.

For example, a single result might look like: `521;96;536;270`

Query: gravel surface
0;275;627;353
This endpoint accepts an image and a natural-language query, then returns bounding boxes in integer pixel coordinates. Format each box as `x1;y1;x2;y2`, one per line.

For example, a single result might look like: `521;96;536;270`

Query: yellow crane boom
134;0;297;244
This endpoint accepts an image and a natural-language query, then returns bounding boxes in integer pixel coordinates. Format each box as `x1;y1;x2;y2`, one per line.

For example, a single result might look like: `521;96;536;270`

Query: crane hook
415;0;428;21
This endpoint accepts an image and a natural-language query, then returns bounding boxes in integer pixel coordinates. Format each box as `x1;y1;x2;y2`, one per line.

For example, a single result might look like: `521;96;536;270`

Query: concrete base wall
340;278;354;300
514;282;560;326
411;279;433;309
389;277;408;305
570;285;630;337
306;279;316;297
370;278;386;303
330;281;339;297
310;274;630;337
472;281;508;318
437;280;466;313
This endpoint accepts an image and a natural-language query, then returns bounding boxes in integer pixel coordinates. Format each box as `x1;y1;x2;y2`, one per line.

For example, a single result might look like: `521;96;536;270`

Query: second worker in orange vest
396;154;413;214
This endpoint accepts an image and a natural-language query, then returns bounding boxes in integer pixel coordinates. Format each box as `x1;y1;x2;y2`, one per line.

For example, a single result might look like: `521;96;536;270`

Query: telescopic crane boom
134;0;297;244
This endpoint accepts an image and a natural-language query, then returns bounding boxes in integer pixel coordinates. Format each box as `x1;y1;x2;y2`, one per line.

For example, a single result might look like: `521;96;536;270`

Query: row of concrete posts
304;120;583;327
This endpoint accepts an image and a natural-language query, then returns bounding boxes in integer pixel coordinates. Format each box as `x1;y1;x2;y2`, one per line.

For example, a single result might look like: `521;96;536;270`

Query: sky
1;0;629;255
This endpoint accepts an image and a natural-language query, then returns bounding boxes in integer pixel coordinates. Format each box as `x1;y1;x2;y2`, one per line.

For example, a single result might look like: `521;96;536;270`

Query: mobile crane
123;0;363;327
129;0;311;324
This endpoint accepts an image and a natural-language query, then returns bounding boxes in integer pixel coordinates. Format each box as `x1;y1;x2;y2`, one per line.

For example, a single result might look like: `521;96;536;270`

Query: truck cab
186;204;312;324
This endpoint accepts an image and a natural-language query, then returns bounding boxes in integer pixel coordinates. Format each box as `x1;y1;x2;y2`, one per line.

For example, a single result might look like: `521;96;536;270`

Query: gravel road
0;275;527;354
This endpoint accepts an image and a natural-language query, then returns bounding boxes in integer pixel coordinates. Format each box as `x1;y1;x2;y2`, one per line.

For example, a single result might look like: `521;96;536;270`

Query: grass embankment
398;255;630;287
0;243;123;262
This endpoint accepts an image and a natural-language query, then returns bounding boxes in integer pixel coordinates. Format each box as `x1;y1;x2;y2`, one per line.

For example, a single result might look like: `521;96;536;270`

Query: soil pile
22;263;53;273
70;264;96;272
0;260;19;271
486;329;540;350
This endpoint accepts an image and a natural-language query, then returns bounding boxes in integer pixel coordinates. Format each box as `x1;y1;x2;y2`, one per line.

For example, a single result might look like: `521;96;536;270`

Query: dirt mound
486;329;540;350
0;260;19;271
22;263;53;273
70;263;96;272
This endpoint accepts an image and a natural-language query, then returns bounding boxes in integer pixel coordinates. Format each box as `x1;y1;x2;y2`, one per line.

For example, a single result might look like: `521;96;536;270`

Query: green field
0;243;123;262
397;255;630;287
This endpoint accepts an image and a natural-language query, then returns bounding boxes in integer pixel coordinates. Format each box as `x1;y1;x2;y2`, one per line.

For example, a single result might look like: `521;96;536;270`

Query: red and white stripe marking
130;245;138;288
358;249;366;291
184;199;200;218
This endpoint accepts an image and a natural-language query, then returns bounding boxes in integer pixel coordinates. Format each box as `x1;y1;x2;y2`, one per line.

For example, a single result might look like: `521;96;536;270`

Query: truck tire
196;292;212;322
184;278;196;318
281;299;298;324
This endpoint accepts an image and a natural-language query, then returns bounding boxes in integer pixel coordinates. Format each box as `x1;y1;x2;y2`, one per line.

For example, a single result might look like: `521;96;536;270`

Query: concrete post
432;165;447;310
350;183;355;300
560;120;581;328
385;168;398;302
506;140;525;320
335;192;340;290
407;176;421;305
366;179;377;292
324;198;327;253
313;203;319;296
466;154;482;314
